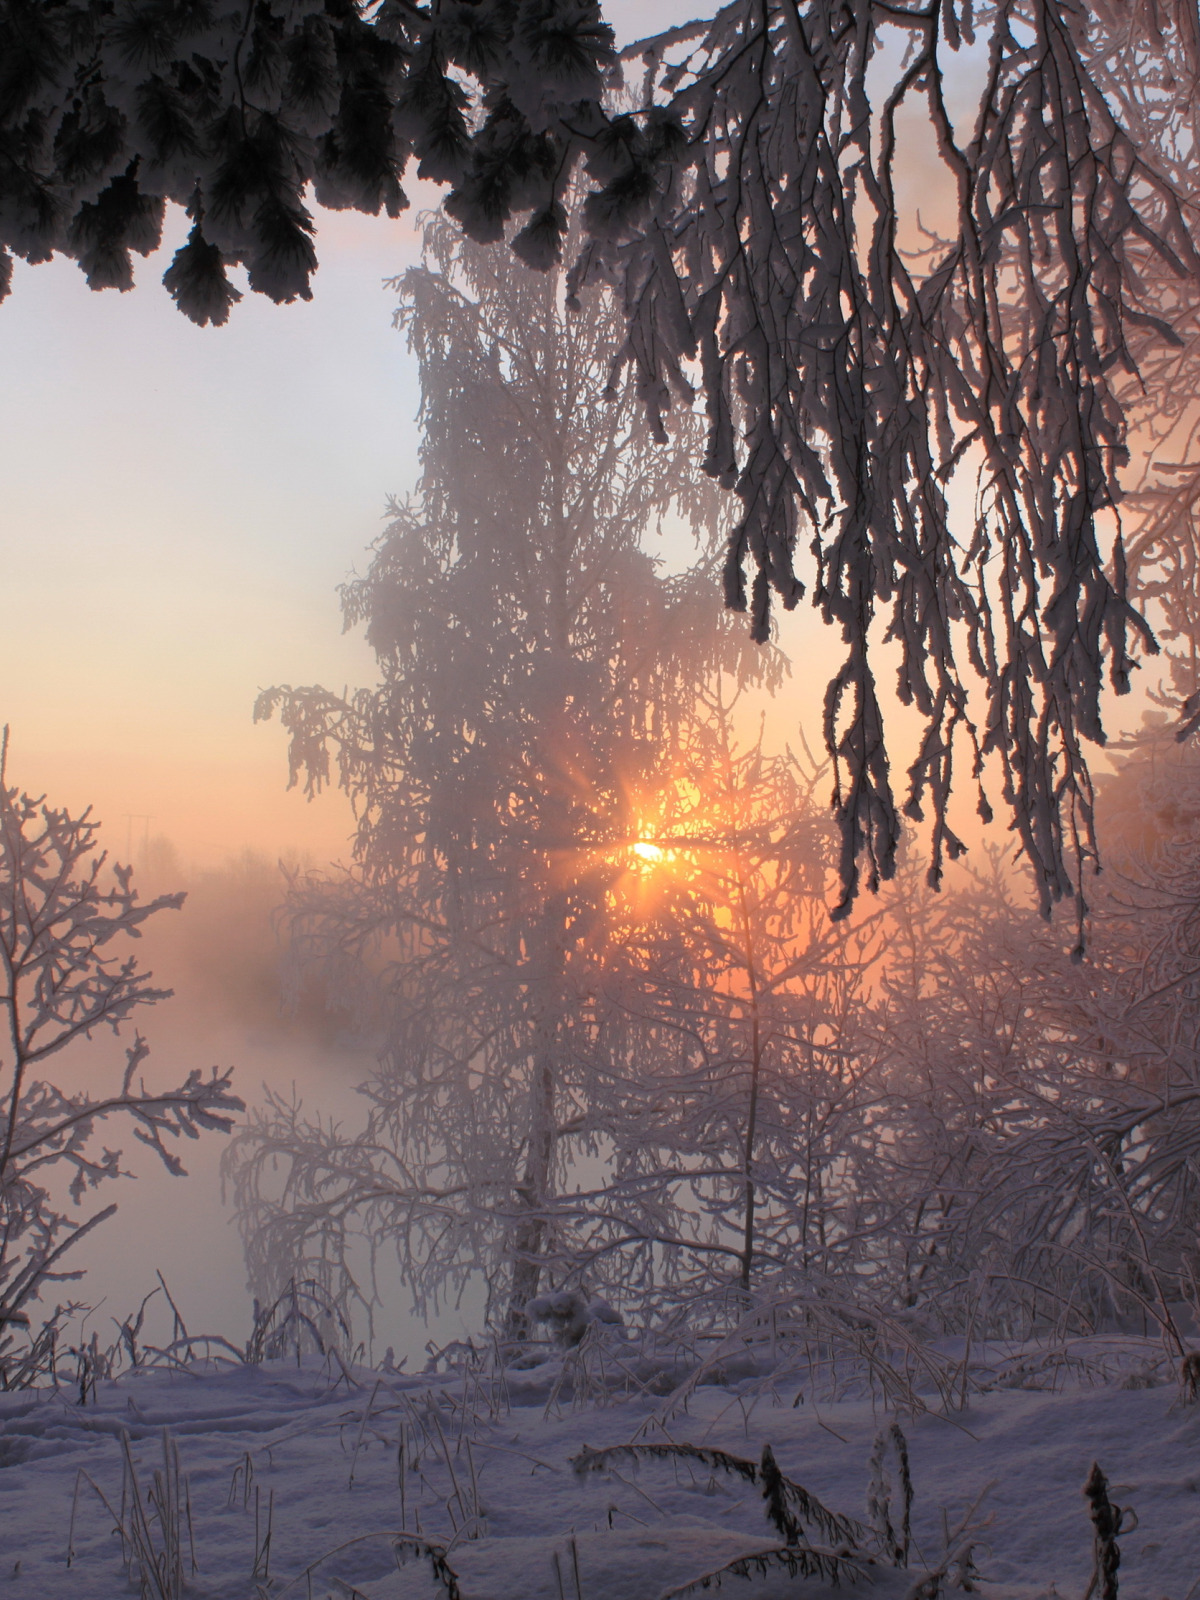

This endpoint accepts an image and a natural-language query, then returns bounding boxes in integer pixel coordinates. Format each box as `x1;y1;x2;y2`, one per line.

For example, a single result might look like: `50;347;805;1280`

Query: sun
631;840;666;866
618;833;675;901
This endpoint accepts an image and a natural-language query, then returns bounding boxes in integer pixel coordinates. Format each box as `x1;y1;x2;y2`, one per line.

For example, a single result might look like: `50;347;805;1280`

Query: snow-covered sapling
527;1292;623;1348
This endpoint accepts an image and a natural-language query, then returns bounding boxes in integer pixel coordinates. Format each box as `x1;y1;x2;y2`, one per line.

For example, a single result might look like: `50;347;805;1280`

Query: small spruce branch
273;1533;462;1600
868;1423;913;1566
572;1441;758;1488
571;1441;866;1549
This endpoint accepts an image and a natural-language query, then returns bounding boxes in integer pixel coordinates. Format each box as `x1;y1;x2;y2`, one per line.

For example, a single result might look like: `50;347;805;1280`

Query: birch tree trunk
505;896;567;1336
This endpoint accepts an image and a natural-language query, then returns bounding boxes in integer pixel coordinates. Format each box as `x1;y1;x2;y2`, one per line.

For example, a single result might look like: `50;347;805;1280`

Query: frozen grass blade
251;1483;274;1582
348;1378;382;1490
66;1429;194;1600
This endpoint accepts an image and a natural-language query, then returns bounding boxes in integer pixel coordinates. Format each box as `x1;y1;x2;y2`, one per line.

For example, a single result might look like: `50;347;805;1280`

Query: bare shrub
0;738;242;1384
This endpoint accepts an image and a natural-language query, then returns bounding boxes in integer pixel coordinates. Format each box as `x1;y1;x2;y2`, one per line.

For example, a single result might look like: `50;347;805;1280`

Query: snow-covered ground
1;1338;1196;1600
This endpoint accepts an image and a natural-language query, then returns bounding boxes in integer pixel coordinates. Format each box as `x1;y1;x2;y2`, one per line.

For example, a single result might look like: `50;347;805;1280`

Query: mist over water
48;842;493;1362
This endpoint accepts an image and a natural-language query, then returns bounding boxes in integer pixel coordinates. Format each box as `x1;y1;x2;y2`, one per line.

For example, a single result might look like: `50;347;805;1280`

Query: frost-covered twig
1083;1462;1133;1600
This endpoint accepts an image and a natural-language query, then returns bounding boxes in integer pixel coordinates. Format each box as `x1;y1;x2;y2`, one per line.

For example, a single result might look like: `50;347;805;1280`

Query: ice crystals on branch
590;0;1200;935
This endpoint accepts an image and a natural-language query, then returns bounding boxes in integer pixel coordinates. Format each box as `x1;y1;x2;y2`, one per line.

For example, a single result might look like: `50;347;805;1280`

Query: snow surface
1;1340;1197;1599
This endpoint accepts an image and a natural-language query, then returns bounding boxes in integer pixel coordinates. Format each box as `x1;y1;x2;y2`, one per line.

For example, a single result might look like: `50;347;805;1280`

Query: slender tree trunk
504;894;567;1339
707;691;766;1302
505;1049;557;1336
735;872;762;1298
504;471;574;1341
739;973;762;1295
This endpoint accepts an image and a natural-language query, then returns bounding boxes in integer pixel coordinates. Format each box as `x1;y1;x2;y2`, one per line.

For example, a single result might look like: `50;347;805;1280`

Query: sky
0;0;1143;874
0;0;709;873
0;200;412;868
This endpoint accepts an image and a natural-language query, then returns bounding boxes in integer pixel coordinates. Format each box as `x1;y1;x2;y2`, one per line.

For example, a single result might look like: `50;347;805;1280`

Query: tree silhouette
232;209;765;1333
0;735;242;1381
